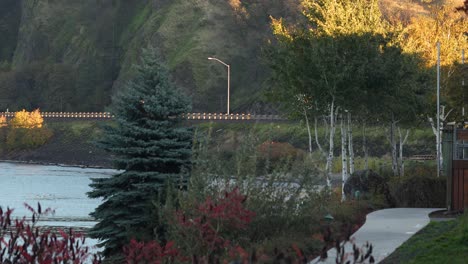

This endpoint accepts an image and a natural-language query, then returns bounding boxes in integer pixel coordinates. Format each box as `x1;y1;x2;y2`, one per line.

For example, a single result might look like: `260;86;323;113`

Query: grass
46;120;107;143
195;122;434;155
381;214;468;264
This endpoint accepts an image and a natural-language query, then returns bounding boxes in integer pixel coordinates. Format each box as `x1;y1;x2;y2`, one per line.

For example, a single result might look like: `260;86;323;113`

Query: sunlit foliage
396;3;468;69
0;116;6;127
301;0;389;36
10;109;44;129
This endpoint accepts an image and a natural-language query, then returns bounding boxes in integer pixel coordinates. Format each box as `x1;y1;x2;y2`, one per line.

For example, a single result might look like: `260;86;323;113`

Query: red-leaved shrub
174;187;255;256
124;188;256;263
0;203;101;264
123;240;179;264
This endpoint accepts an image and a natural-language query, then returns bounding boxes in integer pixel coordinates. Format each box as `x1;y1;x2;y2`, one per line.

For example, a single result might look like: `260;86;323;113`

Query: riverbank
0;159;110;169
0;121;113;169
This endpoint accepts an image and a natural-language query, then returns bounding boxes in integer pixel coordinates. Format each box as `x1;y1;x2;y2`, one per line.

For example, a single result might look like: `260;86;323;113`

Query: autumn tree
266;0;429;193
5;109;52;150
396;3;468;74
10;109;43;128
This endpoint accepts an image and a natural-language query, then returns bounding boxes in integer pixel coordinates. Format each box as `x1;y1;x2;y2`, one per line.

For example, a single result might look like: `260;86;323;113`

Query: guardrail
0;112;114;118
408;155;436;160
0;112;286;121
182;113;284;120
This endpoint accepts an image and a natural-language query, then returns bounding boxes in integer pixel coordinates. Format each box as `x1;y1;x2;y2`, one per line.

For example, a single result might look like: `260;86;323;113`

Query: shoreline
0;159;113;170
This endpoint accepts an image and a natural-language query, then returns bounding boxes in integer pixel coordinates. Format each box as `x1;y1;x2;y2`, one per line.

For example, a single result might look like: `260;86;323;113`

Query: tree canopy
266;0;429;123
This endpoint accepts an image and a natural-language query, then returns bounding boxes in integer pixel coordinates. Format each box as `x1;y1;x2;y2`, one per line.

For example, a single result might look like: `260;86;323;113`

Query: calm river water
0;162;117;229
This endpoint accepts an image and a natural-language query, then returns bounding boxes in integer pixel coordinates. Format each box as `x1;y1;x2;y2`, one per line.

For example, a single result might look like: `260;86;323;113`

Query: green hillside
0;0;299;113
0;0;461;113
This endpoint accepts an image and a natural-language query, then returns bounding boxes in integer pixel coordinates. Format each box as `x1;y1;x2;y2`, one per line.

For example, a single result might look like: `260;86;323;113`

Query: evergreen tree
88;47;192;257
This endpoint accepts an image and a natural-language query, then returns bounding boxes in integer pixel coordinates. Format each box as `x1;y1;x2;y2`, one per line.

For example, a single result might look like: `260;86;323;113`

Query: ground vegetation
381;213;468;264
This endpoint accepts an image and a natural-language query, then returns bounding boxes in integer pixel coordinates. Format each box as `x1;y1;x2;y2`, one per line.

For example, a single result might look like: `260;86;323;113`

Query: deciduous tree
266;0;430;194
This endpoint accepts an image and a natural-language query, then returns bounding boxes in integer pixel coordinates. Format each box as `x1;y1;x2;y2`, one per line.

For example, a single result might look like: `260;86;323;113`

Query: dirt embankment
0;121;113;168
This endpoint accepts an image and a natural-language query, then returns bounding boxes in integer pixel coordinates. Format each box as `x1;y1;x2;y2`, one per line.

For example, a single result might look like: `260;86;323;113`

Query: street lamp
208;57;230;115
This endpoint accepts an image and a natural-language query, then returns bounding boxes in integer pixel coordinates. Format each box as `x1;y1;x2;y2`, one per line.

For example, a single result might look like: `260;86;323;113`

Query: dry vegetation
380;0;464;23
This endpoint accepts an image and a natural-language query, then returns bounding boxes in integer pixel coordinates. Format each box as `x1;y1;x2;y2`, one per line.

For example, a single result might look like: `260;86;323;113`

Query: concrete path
312;208;443;263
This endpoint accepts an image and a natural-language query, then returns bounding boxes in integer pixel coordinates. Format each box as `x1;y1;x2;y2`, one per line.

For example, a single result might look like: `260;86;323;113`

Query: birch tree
398;127;410;177
362;123;369;171
428;105;452;168
325;101;339;187
348;112;354;175
266;0;430;194
340;113;348;201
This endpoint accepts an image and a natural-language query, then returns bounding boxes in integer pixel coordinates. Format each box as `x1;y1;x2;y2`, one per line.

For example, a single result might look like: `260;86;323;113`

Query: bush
343;170;394;207
0;203;100;264
125;126;378;263
129;186;374;264
257;141;305;162
6;127;53;150
390;175;446;208
190;127;325;242
10;109;44;128
123;240;179;264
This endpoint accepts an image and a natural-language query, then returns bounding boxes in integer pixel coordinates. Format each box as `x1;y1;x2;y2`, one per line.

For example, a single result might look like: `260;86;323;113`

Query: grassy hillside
0;0;462;113
0;0;299;113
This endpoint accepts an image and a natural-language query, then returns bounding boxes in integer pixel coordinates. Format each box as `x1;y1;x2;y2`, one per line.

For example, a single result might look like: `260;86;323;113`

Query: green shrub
173;126;327;247
390;175;446;208
6;127;53;150
404;160;437;178
343;170;395;207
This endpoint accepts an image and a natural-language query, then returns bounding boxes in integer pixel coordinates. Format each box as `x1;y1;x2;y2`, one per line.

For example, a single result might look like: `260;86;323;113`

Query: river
0;162;118;252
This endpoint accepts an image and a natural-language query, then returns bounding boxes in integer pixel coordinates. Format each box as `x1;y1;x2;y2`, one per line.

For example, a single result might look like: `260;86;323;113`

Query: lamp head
208;57;214;60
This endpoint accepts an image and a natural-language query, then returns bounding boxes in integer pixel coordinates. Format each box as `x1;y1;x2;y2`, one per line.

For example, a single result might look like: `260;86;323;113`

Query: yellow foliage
10;109;44;129
271;17;295;42
228;0;248;17
0;116;6;127
301;0;389;37
397;4;468;68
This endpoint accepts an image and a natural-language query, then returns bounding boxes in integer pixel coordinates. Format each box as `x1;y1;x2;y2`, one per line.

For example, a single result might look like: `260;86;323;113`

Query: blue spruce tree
88;47;192;257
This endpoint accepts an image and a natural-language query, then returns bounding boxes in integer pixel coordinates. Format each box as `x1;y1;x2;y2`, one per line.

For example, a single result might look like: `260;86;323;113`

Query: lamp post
437;42;440;177
208;57;230;115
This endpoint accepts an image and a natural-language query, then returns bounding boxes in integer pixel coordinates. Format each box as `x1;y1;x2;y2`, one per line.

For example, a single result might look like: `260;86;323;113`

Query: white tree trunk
398;128;410;177
325;100;339;188
428;106;452;173
323;116;329;140
341;114;348;202
348;112;354;175
304;109;313;154
428;116;441;164
387;118;398;176
314;116;325;155
363;123;369;171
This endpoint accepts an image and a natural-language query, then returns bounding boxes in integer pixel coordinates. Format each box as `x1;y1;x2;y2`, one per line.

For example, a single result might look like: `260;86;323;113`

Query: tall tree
396;3;468;92
267;0;390;188
88;47;192;257
266;0;429;190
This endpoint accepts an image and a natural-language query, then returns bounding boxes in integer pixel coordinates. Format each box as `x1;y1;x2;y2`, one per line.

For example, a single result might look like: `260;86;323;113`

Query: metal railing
0;112;286;121
408;154;436;160
0;112;114;119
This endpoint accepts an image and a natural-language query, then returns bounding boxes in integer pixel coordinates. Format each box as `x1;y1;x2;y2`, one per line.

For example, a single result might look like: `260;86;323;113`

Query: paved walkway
312;208;443;263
